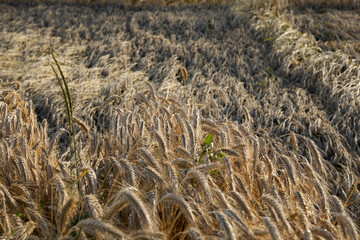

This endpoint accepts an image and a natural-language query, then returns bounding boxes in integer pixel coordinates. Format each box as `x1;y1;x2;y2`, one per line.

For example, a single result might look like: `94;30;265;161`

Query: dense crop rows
0;1;359;239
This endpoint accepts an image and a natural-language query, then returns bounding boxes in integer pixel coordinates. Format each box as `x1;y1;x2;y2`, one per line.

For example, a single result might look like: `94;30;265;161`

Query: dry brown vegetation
0;0;360;239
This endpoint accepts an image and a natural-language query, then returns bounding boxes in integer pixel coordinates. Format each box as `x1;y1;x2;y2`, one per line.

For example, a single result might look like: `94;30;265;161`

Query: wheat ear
0;190;11;235
224;156;235;191
187;227;203;240
312;178;329;215
214;211;236;240
183;169;212;202
84;194;103;219
15;220;36;240
230;191;253;220
136;147;161;172
55;176;68;206
0;182;18;209
25;207;51;238
57;196;78;235
290;131;299;151
294;190;307;211
224;209;253;238
151;130;168;159
299;211;313;240
158;193;195;223
117;159;137;187
84;167;98;194
73;116;90;136
73;218;126;239
49;128;67;154
306;139;327;177
104;188;153;230
335;213;358;240
310;227;335;240
261;194;293;235
98;95;121;111
330;195;345;213
281;155;297;185
263;216;283;240
144;166;164;185
212;188;230;209
185;120;195;155
17;156;30;182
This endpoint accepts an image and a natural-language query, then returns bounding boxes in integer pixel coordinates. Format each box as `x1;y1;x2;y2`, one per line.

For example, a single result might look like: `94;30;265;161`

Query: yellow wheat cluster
0;87;357;239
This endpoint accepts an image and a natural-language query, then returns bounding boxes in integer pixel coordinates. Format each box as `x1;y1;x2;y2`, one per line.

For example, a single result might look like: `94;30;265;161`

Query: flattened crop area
0;1;360;239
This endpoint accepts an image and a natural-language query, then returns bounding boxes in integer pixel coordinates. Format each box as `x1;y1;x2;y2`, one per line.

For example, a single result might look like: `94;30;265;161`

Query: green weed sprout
195;133;226;164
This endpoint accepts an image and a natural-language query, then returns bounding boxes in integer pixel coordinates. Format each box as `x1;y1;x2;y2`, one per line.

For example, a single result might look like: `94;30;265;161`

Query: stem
49;47;81;183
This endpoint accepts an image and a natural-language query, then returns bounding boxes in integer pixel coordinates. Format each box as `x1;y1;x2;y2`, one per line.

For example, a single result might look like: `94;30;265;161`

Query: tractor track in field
1;0;360;230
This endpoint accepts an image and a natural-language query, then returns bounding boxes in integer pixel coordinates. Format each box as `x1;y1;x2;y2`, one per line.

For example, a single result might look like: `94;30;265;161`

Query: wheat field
0;0;360;239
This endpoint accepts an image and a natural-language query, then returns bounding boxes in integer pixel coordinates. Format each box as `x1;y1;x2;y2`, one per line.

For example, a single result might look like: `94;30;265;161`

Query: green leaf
264;36;278;42
204;134;213;147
